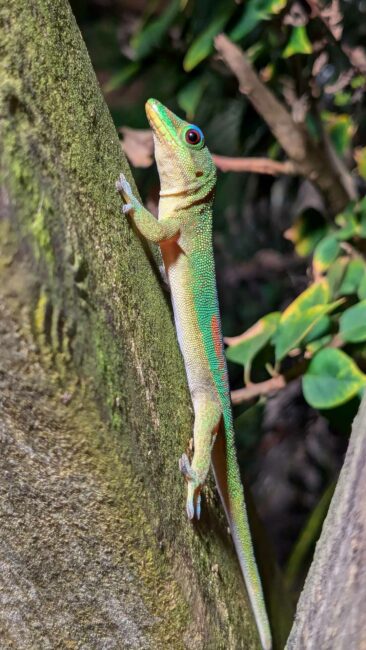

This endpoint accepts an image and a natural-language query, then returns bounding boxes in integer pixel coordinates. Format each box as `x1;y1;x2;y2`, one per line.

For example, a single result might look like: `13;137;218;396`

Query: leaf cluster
226;198;366;414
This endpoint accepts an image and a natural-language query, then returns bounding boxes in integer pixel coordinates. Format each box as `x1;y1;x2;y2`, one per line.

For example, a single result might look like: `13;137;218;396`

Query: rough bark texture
0;220;189;650
0;2;290;648
286;394;366;650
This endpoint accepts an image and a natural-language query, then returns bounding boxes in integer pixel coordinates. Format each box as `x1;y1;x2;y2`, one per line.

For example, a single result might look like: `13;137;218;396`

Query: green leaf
283;26;312;58
303;316;331;345
183;6;234;71
273;279;334;361
313;235;340;275
358;271;366;300
177;76;207;121
131;0;180;59
103;62;140;92
339;301;366;343
303;348;366;409
327;257;349;298
285;208;328;258
334;208;358;240
230;0;287;41
323;112;354;156
225;312;280;367
283;279;330;313
355;147;366;180
338;259;366;295
275;301;341;361
230;1;264;41
334;91;352;107
306;334;332;355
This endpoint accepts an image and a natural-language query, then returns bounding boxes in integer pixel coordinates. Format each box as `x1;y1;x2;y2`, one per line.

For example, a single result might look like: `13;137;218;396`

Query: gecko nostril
196;170;203;177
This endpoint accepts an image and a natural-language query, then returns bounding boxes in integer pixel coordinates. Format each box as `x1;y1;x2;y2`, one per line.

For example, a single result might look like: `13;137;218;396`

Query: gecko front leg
116;173;180;243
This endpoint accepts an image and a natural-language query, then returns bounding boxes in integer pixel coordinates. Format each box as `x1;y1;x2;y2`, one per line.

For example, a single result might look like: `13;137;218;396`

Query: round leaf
339;301;366;343
303;348;366;409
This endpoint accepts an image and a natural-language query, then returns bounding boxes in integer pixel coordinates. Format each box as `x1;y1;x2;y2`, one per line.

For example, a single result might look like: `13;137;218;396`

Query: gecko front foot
116;173;140;214
179;453;202;520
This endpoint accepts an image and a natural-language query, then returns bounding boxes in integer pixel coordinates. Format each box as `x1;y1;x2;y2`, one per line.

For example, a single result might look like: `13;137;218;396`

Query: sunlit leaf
282;280;330;314
313;235;340;275
303;348;366;409
283;26;312;58
225;312;280;367
339;301;366;343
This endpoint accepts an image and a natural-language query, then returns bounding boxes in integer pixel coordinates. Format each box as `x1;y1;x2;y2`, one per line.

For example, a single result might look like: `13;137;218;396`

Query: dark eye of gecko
186;129;201;145
184;125;204;148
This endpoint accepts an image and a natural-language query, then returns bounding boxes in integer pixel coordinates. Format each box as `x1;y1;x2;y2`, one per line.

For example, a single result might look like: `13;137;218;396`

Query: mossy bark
0;2;290;648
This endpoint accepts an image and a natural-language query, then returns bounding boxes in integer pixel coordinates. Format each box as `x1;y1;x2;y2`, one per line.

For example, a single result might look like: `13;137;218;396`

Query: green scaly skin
116;98;272;650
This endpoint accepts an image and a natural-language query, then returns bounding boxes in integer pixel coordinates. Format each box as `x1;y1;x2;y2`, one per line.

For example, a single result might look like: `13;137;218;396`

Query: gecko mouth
145;98;178;144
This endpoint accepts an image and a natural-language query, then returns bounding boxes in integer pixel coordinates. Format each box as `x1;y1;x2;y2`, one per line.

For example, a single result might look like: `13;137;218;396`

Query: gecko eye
183;125;205;149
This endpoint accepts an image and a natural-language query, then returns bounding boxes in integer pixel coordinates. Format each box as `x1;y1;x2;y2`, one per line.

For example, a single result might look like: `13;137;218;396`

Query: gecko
116;98;272;650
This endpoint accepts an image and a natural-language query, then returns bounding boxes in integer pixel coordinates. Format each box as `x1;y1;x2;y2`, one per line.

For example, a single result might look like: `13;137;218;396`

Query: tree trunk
286;394;366;650
0;2;290;648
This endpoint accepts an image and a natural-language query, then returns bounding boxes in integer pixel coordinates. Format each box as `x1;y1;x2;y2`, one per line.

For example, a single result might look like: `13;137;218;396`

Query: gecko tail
211;423;272;650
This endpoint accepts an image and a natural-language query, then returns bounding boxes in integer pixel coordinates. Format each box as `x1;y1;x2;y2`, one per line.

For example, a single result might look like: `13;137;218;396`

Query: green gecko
116;98;272;650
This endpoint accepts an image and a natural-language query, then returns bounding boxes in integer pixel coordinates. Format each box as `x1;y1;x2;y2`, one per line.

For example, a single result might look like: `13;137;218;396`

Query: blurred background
69;0;366;597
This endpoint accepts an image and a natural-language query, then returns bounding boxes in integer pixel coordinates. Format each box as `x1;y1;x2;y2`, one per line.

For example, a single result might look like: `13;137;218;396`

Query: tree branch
231;375;287;405
213;154;296;175
214;33;357;215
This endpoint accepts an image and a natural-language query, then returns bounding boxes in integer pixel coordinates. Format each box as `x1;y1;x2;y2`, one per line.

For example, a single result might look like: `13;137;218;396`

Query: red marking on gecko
211;315;225;372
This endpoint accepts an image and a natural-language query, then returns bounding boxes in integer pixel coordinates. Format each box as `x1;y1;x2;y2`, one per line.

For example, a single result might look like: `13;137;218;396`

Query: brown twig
212;155;295;176
231;375;287;405
214;33;357;215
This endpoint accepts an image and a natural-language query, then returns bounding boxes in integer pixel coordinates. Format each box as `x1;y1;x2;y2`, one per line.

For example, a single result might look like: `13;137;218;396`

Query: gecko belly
160;241;217;399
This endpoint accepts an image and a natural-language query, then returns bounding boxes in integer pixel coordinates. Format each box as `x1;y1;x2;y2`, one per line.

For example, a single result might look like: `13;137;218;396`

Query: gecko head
145;98;216;196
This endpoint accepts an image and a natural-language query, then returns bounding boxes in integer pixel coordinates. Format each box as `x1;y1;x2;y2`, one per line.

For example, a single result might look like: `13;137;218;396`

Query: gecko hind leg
179;395;221;520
